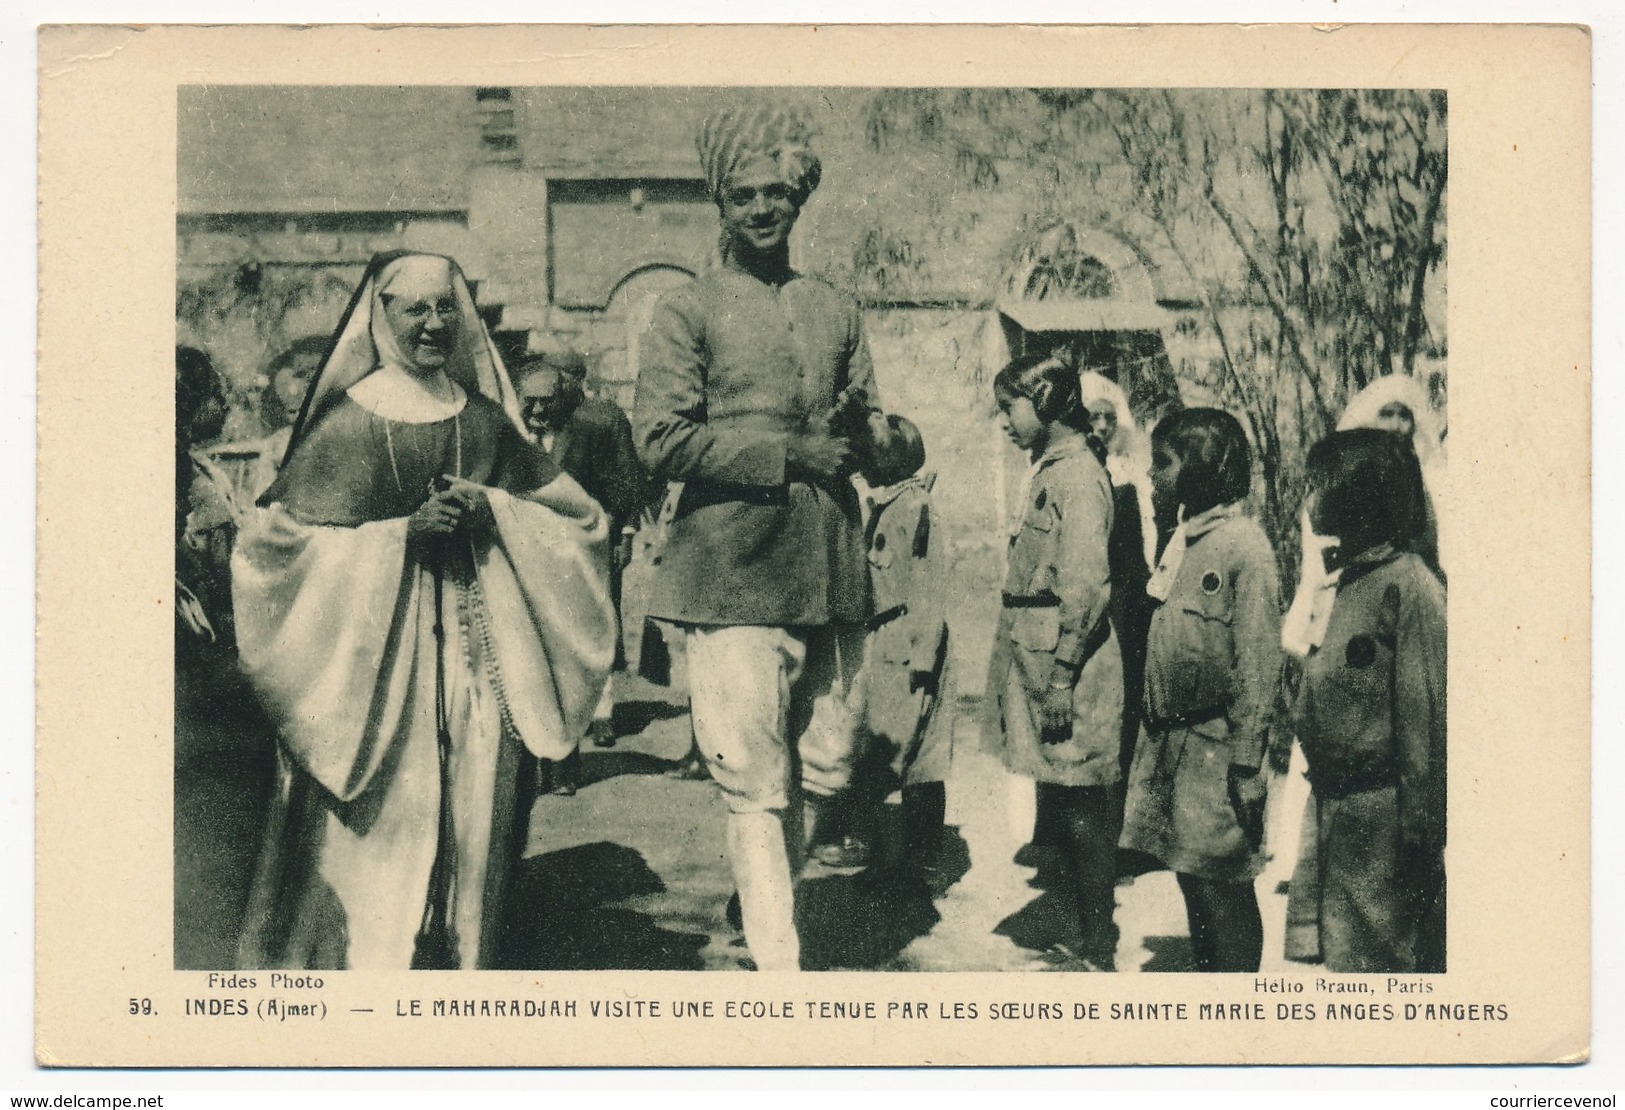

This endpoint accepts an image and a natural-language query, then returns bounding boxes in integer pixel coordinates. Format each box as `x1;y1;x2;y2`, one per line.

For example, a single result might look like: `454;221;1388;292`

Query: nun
232;251;615;970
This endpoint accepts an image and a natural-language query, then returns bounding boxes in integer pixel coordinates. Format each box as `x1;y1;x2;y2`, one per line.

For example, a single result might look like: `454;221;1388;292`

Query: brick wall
178;86;481;214
175;86;1203;321
513;87;740;178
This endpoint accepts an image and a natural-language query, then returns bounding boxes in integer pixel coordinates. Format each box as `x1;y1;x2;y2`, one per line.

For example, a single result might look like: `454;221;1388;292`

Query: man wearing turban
697;105;824;214
634;105;887;970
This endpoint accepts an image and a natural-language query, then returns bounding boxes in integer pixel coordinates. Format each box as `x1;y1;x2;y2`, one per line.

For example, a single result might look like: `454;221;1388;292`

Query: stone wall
548;179;714;309
863;307;1009;695
176;215;477;405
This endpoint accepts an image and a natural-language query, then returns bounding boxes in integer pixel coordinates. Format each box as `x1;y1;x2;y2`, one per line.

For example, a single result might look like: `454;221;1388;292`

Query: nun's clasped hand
406;476;492;545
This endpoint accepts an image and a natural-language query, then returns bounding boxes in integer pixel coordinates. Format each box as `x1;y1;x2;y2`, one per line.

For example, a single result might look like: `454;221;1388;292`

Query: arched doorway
596;264;695;409
996;223;1183;429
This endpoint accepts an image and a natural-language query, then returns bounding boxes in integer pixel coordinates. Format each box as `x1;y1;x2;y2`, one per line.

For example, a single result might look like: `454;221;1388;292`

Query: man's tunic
634;268;877;627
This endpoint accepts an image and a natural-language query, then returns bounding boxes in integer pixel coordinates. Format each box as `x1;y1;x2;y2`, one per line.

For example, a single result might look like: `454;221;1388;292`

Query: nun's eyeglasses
383;296;460;322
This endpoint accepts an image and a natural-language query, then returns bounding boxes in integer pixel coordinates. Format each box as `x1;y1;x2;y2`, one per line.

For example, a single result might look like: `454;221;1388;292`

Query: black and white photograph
34;21;1589;1069
174;83;1449;976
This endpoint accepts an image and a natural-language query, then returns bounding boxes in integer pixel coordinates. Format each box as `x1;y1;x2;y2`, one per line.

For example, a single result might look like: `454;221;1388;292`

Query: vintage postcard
35;23;1590;1067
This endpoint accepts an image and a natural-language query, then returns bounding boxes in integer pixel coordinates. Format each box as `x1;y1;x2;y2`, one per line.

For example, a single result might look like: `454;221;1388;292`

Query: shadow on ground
992;846;1086;959
613;698;689;736
579;750;688;787
575;698;697;786
1137;933;1196;973
500;840;708;970
796;827;972;971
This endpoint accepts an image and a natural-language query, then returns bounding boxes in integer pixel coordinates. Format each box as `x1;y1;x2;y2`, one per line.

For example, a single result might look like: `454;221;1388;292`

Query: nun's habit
232;252;615;970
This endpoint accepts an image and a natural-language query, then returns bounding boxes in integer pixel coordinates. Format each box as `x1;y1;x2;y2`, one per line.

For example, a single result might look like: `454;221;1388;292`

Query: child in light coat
1120;408;1283;973
984;354;1123;970
812;416;953;881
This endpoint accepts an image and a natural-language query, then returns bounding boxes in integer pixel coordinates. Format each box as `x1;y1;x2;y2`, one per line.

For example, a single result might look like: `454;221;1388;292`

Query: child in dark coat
1287;428;1447;973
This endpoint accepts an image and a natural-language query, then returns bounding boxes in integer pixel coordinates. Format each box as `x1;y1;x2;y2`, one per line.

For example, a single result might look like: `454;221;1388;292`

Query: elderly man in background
634;105;889;971
516;352;649;783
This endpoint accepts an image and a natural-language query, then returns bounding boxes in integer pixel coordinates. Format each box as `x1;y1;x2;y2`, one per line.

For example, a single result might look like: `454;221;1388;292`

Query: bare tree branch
1199;178;1333;422
1402;150;1447;374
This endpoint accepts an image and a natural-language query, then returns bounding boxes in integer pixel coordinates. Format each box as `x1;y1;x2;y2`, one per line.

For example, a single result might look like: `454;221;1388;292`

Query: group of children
846;350;1447;976
183;327;1447;977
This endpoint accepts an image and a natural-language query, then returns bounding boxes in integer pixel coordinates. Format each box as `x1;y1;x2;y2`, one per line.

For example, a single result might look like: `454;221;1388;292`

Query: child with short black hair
812;416;954;881
1287;428;1446;973
1120;407;1283;973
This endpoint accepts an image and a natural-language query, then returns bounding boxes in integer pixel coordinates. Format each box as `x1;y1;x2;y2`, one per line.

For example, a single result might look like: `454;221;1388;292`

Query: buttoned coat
1287;549;1446;972
1120;512;1282;881
860;472;952;785
633;268;879;627
982;435;1124;788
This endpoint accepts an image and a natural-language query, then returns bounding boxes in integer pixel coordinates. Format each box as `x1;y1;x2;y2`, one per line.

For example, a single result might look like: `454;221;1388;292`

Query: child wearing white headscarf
1078;373;1158;782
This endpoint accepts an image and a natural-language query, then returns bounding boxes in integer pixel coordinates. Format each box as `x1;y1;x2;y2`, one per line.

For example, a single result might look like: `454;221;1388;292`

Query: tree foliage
860;87;1448;576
